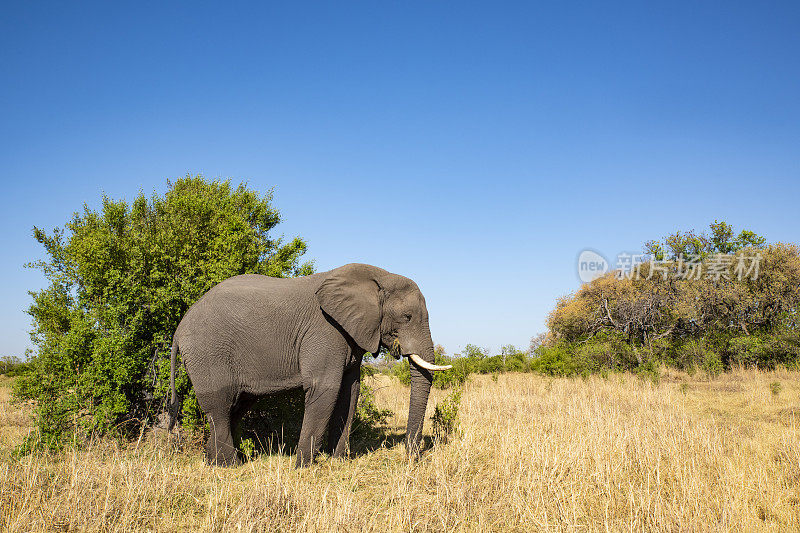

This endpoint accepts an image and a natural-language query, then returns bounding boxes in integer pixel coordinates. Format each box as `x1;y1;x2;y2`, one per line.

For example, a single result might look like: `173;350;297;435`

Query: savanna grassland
2;370;800;532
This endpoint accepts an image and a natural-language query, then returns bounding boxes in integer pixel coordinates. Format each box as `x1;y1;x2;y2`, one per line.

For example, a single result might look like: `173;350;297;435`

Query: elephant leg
326;364;361;458
195;383;241;467
205;407;240;467
295;383;339;467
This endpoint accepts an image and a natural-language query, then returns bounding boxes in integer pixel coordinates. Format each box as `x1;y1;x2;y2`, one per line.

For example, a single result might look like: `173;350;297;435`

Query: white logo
577;249;609;283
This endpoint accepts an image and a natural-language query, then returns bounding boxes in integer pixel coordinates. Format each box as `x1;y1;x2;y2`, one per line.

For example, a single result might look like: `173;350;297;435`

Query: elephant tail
168;341;179;431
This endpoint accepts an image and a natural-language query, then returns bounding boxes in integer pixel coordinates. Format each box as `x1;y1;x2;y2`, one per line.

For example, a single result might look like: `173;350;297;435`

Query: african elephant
168;263;451;467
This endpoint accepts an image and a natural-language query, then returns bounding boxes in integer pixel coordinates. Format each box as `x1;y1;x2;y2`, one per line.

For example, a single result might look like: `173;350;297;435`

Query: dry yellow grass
0;378;32;453
2;369;800;532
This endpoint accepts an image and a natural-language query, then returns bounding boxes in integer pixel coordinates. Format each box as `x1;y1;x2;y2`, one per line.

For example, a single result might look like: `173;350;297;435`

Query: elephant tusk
407;353;452;371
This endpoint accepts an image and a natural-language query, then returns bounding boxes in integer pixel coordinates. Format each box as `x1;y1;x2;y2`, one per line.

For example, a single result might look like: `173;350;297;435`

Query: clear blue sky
2;2;799;357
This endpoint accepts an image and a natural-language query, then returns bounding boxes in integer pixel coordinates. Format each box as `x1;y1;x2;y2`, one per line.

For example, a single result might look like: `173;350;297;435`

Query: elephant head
315;263;451;456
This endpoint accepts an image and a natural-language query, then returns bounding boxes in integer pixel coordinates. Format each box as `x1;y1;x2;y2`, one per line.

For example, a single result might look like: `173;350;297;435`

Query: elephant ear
315;264;384;354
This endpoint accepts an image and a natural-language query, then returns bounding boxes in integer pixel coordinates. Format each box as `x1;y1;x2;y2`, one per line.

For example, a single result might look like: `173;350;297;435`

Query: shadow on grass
349;431;434;459
234;388;432;462
235;388;304;457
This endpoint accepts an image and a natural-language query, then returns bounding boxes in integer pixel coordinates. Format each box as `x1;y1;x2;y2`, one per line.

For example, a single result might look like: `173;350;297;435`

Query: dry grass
0;378;33;453
2;369;800;532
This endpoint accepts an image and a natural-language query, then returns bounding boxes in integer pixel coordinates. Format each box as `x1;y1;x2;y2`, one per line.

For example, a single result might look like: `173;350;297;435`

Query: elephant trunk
405;342;435;457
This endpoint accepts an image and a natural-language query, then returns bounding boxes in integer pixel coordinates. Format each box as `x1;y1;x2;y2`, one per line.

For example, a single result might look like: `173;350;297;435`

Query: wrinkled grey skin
168;263;436;467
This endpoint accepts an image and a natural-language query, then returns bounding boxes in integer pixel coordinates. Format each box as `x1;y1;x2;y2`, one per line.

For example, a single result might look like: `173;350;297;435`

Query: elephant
167;263;451;467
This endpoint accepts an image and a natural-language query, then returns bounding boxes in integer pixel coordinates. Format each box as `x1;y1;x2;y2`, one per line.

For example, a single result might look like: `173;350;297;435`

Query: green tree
1;355;30;377
709;220;736;253
646;221;766;261
545;222;798;373
16;175;313;448
461;344;488;359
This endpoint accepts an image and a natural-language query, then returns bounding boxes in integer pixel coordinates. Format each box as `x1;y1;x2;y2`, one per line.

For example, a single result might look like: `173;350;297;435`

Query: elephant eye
403;313;412;322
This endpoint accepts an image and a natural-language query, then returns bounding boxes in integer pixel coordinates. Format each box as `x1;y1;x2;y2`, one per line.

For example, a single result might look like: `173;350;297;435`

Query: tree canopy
16;175;313;447
543;222;800;374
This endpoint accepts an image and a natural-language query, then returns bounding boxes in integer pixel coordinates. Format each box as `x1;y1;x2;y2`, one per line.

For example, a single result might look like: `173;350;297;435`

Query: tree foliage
1;355;31;377
644;220;767;261
16;175;313;448
388;344;535;389
545;222;799;374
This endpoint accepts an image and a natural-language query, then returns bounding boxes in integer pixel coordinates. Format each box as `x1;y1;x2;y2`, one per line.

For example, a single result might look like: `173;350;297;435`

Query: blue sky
2;2;799;357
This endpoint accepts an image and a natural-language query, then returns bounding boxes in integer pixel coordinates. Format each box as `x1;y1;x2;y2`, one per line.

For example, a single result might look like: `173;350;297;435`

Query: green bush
433;354;470;389
351;379;394;444
635;359;661;385
530;343;579;377
743;332;800;369
15;175;314;449
431;385;463;444
727;335;767;367
389;353;471;390
702;351;724;378
391;358;411;386
388;345;540;387
1;356;31;377
503;352;531;373
545;223;800;374
382;329;800;388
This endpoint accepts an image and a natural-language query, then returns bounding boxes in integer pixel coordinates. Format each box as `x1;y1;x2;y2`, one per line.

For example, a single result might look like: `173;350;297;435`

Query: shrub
702;351;723;378
0;356;30;377
431;385;463;444
352;370;394;442
503;352;530;373
433;354;470;389
15;176;314;449
672;339;717;373
635;359;661;385
530;343;578;377
462;344;488;359
476;355;504;374
727;335;766;367
390;349;473;390
546;223;800;374
391;358;411;386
